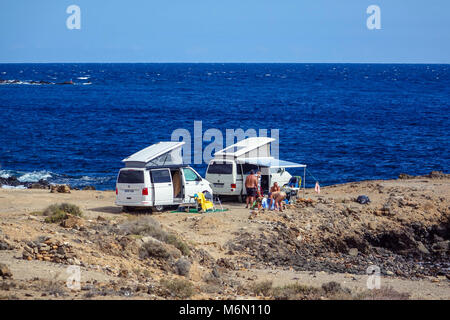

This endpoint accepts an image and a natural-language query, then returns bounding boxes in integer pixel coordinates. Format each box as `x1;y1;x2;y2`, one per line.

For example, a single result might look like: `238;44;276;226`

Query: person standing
245;170;258;209
256;170;262;196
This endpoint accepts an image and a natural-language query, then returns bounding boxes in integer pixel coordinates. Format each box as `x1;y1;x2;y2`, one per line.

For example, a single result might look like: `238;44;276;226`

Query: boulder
416;241;430;255
50;184;71;193
0;263;12;279
356;195;370;204
0;238;12;250
431;240;449;252
61;214;84;229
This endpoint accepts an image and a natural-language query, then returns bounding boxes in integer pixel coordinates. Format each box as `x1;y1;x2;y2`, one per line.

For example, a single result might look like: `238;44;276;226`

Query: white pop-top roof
236;157;306;168
214;137;275;158
122;141;185;164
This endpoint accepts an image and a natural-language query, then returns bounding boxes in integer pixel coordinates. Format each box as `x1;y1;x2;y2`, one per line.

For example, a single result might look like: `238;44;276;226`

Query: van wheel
237;194;245;203
152;205;165;213
123;206;134;213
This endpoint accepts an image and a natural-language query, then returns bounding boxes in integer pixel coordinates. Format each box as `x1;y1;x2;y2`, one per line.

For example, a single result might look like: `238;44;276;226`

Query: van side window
182;168;200;181
241;164;259;174
237;164;242;174
207;161;232;174
151;169;172;183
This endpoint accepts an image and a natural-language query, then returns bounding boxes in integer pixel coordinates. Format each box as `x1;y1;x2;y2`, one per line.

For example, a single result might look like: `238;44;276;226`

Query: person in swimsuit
272;191;287;212
245;170;258;208
268;182;280;209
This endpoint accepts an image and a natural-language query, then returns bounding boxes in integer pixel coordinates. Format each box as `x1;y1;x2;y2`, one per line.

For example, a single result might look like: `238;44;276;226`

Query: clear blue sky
0;0;448;63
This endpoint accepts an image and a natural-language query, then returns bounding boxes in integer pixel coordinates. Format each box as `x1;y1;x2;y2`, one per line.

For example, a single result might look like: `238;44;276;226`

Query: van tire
152;205;165;213
123;206;134;213
237;194;244;203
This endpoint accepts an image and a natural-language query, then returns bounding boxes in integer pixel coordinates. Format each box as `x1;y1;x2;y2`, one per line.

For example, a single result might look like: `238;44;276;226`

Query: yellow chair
194;192;214;212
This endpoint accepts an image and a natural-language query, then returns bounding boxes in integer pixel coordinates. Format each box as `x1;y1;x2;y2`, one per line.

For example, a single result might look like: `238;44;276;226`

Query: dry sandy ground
0;177;449;300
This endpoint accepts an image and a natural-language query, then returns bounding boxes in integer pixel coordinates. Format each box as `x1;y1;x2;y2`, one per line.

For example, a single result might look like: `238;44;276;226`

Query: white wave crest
0;170;12;178
17;170;52;182
1;185;26;189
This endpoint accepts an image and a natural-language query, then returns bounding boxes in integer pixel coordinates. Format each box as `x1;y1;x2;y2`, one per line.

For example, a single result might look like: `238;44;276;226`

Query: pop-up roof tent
122;141;185;168
213;137;307;194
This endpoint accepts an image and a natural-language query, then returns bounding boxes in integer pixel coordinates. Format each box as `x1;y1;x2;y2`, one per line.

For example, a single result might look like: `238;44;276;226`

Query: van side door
150;169;174;205
182;167;203;202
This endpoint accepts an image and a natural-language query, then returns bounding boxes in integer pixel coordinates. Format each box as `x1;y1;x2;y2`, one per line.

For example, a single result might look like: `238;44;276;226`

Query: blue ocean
0;63;449;190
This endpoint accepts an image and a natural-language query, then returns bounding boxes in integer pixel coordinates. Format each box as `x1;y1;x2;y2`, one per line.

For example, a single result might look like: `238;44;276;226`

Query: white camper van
115;141;213;212
205;137;306;202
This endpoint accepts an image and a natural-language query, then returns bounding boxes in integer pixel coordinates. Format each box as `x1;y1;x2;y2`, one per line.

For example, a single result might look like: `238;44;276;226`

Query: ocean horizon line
1;61;449;65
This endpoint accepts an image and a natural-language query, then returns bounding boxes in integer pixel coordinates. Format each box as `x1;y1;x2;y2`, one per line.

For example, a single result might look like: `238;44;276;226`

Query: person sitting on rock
272;191;287;212
268;182;280;209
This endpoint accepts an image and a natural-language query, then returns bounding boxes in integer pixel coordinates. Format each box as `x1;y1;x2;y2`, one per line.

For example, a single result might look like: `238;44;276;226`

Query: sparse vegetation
161;278;194;299
139;241;171;259
120;216;190;256
271;283;323;300
250;280;273;296
174;258;191;276
356;286;410;300
43;203;82;223
250;281;409;300
166;234;190;256
35;275;67;297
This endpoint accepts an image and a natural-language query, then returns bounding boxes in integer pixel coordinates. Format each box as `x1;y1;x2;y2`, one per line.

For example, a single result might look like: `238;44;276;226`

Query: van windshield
207;162;233;174
118;170;144;184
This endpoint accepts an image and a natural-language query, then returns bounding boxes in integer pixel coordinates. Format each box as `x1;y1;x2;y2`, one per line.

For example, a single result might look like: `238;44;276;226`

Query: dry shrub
121;216;190;256
251;280;273;296
271;283;323;300
356;286;409;300
139;241;171;259
161;278;194;299
43;203;82;223
35;276;67;297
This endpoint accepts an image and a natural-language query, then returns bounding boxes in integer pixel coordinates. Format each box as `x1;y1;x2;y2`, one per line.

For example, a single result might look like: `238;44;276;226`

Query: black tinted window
241;164;259;174
118;170;144;184
207;162;233;174
151;169;172;183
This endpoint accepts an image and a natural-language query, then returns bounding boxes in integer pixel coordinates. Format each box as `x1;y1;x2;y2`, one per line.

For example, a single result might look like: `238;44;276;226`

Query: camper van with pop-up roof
206;137;306;202
115;141;212;212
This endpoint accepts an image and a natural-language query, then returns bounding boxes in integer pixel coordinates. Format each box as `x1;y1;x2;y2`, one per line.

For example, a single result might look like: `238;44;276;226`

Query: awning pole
303;166;306;198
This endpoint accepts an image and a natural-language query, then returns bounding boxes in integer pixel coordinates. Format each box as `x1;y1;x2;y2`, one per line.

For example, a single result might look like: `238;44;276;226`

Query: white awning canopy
122;141;185;167
236;157;306;168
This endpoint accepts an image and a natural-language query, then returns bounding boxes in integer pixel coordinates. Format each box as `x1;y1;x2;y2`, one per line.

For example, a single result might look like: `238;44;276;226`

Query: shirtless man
245;170;258;209
271;191;287;212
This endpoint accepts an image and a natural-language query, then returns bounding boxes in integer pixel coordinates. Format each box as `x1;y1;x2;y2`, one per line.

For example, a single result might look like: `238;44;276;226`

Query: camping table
177;196;199;212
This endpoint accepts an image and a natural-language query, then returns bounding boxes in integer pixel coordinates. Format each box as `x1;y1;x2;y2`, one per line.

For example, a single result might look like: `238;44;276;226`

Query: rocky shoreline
0;175;95;191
